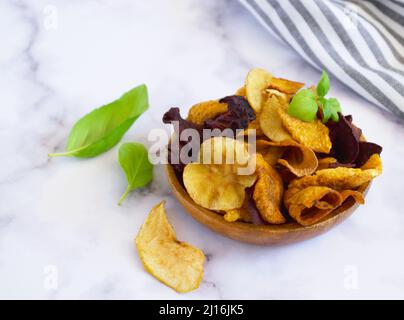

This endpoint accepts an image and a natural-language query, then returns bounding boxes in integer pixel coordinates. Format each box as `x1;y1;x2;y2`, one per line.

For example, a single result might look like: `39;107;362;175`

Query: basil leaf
49;84;148;158
288;89;318;122
118;142;153;205
327;98;341;122
321;100;332;123
317;70;330;97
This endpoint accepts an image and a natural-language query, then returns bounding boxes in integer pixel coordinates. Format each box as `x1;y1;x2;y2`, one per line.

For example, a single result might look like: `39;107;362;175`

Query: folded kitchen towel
240;0;404;120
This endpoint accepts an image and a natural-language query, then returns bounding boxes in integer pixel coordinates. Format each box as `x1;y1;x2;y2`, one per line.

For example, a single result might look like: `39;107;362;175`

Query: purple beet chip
326;114;382;167
327;114;360;164
355;142;383;167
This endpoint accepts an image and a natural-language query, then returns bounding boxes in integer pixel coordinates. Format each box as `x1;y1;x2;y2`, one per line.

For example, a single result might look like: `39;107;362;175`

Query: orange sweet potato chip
235;86;246;97
268;77;305;94
187;100;228;125
289;166;380;191
256;139;318;177
340;190;365;204
361;154;382;174
284;185;365;226
252;154;286;224
278;107;332;153
257;143;284;166
317;157;338;170
284;186;342;226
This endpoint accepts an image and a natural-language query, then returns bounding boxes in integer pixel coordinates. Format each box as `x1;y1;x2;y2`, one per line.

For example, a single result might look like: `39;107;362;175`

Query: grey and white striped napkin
240;0;404;120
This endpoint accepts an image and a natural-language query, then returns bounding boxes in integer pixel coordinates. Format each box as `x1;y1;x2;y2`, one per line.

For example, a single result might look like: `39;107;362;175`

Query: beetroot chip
355;142;382;167
326;114;382;168
327;114;360;164
163;107;203;173
204;95;256;132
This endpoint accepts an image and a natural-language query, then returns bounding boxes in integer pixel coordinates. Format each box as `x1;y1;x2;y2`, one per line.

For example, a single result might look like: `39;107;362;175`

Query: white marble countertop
1;0;404;299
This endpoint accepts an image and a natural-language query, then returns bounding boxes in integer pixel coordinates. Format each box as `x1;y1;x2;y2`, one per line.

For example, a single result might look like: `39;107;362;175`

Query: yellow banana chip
260;95;293;142
265;88;291;105
136;201;205;293
253;154;286;224
187;100;228;125
278;107;332;153
268;77;305;94
245;68;273;112
256;139;318;177
183;137;257;211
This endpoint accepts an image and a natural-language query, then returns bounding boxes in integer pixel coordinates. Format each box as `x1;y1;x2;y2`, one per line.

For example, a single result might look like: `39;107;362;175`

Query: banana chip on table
136;201;205;293
260;95;293;142
256;139;318;177
253;154;286;224
245;68;273;112
278;107;332;153
187;100;228;125
183;137;257;211
238;118;264;137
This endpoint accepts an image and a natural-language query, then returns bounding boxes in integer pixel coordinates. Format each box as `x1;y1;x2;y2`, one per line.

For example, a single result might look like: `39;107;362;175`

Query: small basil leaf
317;70;330;97
49;84;148;158
118;142;153;205
327;97;341;111
288;89;318;122
321;99;332;123
327;98;341;122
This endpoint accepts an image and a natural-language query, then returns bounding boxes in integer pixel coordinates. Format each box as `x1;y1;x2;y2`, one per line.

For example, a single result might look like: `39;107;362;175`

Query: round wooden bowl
166;164;369;245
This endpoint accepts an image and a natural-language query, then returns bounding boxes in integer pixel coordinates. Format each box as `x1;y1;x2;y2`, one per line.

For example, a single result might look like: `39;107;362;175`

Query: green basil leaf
118;142;153;205
327;97;341;112
327;97;341;122
287;89;318;122
317;70;330;97
321;100;332;123
49;84;148;158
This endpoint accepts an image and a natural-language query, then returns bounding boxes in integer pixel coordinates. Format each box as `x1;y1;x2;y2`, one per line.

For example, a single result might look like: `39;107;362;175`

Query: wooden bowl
166;164;369;245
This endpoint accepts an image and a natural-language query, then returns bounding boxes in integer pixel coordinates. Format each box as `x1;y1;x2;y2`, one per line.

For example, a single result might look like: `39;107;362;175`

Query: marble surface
1;0;403;300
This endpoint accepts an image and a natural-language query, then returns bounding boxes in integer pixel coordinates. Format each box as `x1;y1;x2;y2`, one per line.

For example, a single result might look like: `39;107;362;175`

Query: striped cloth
240;0;404;120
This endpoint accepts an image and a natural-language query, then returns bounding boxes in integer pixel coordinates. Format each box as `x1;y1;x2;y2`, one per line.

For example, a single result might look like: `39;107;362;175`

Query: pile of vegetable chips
163;68;383;227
